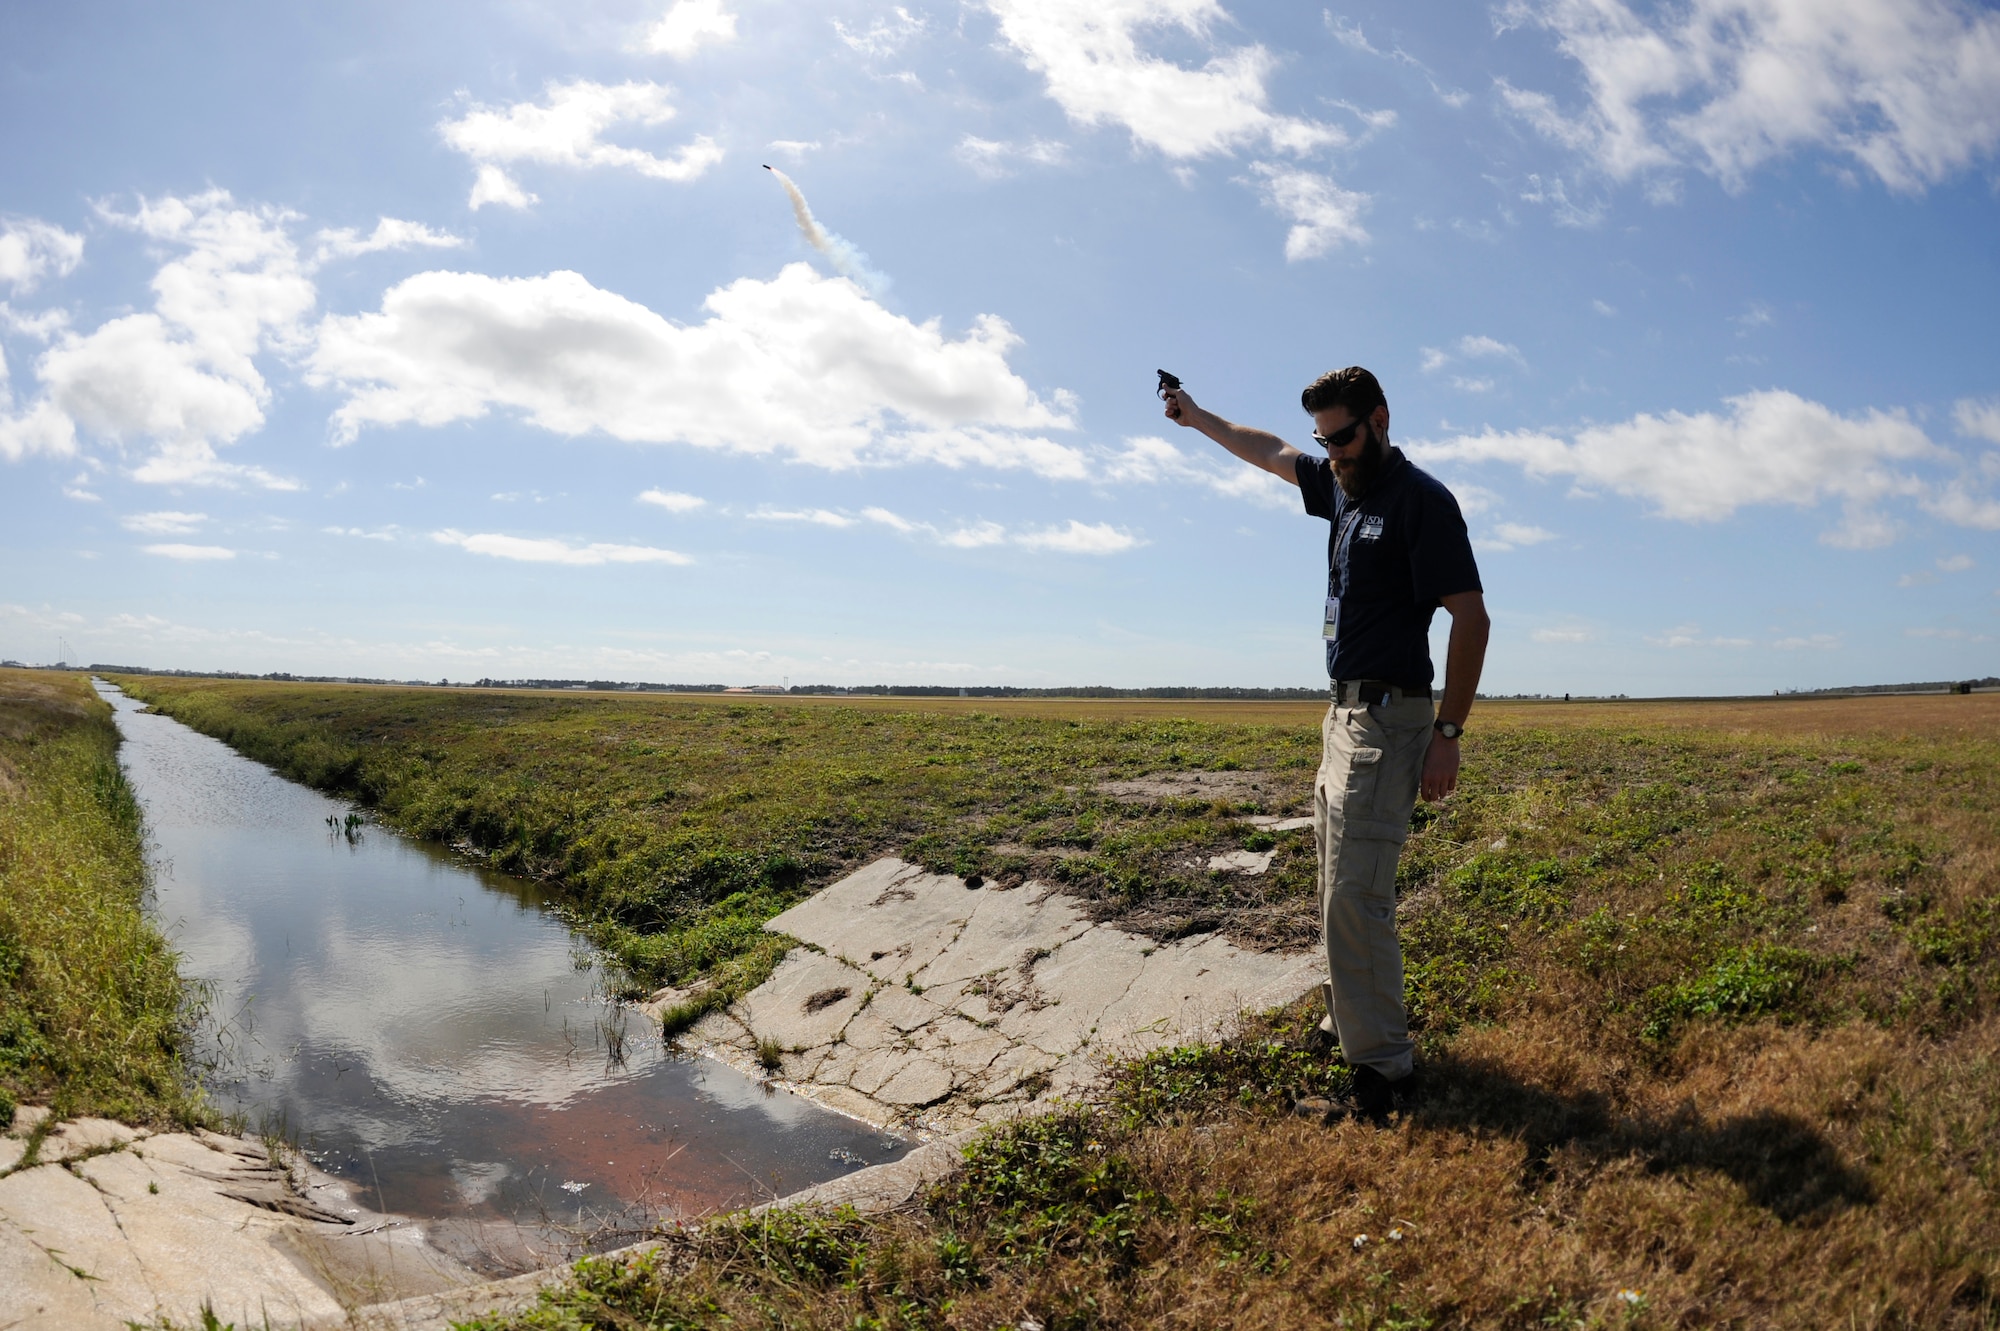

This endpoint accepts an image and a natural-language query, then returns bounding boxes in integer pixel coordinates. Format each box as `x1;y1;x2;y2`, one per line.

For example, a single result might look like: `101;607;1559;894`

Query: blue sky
2;0;1997;693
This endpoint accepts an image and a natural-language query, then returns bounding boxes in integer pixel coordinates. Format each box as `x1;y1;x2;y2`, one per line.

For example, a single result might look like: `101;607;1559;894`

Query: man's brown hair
1301;366;1387;420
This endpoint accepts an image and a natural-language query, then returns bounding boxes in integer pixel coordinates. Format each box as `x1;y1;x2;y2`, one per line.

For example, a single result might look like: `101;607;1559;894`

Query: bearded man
1162;366;1489;1124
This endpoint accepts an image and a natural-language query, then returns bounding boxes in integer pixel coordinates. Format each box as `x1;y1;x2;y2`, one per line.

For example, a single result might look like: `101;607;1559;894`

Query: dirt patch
1093;770;1287;805
990;842;1093;861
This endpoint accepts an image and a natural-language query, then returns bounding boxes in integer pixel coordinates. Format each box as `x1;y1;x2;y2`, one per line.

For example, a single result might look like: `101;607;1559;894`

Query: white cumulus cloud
10;192;308;488
440;80;724;209
0;218;84;292
639;0;736;57
984;0;1343;159
309;262;1085;478
433;529;692;566
143;542;235;561
1500;0;2000;192
1409;389;1952;547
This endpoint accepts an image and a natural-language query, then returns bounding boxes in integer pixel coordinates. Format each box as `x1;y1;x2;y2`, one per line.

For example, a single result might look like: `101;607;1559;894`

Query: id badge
1321;595;1340;641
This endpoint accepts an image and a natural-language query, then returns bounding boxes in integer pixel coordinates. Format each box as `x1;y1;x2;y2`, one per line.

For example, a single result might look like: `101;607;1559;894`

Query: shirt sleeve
1296;453;1338;520
1409;482;1483;604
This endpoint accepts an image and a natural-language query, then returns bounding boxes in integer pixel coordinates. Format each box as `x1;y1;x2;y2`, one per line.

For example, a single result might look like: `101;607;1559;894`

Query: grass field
0;669;201;1127
113;679;2000;1326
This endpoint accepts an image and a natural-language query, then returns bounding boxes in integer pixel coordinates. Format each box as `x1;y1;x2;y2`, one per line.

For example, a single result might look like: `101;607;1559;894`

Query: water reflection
97;682;904;1254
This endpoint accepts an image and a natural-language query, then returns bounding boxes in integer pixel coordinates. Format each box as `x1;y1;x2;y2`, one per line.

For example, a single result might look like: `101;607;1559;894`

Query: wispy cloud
1906;626;1993;641
833;5;925;57
1249;164;1370;259
638;488;705;513
313;218;465;264
1645;624;1751;649
749;507;855;528
1476;522;1556;552
1955;397;2000;445
120;510;207;535
433;529;692;566
1498;0;2000;193
143;542;235;561
955;136;1069;179
1106;436;1293;509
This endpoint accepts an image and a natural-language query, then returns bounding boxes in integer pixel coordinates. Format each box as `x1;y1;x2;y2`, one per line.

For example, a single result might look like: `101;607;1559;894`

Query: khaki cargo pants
1313;692;1433;1080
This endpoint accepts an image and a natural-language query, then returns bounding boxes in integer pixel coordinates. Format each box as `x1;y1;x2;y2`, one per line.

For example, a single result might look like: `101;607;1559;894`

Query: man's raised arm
1161;386;1303;484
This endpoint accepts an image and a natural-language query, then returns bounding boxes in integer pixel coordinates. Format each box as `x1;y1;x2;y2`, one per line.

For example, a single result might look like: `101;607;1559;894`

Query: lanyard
1329;505;1365;593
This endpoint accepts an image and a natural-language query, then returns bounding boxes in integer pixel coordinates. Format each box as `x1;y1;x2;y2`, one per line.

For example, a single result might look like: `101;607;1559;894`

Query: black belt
1331;679;1431;705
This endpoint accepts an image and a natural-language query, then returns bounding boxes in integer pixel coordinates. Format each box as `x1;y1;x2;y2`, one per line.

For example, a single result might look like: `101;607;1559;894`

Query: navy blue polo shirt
1296;446;1482;691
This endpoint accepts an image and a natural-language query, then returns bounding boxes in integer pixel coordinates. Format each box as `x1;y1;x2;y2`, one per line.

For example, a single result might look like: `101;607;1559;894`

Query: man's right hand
1162;387;1198;425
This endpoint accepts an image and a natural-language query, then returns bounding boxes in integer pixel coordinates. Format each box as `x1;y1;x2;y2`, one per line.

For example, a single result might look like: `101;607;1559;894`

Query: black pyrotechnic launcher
1156;368;1183;418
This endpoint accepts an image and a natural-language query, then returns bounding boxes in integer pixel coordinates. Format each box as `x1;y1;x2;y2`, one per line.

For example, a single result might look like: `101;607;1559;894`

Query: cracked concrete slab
0;1112;478;1331
1244;814;1315;832
678;856;1319;1136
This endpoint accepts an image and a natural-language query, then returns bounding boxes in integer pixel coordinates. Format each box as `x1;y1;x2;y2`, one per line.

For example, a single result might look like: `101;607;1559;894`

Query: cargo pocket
1339;741;1412;847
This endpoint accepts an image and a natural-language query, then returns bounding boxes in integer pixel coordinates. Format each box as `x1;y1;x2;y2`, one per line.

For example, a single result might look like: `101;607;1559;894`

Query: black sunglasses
1312;419;1368;451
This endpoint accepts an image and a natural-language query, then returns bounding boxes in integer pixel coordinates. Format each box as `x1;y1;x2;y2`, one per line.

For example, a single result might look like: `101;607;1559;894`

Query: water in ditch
96;681;905;1269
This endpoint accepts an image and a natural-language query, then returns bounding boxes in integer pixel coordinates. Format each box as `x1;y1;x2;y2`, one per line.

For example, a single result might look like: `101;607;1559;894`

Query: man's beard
1333;427;1387;498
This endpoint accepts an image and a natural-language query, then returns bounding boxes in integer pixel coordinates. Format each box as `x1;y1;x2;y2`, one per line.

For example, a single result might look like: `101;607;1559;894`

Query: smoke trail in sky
762;165;889;295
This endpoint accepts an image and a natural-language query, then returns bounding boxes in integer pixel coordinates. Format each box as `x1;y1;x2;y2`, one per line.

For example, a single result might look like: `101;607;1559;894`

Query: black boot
1351;1065;1420;1126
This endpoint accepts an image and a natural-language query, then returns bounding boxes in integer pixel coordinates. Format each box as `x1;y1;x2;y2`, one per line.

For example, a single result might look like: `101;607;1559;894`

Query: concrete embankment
0;1109;477;1329
656;856;1321;1137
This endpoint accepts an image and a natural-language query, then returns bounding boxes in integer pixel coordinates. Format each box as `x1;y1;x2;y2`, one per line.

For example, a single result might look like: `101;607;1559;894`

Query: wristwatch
1434;720;1464;740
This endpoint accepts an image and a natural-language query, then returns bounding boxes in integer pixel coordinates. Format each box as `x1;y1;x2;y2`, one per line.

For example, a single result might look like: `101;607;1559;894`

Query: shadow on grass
1415;1056;1875;1223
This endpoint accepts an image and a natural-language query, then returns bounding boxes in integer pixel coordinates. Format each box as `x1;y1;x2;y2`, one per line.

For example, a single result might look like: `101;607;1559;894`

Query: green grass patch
0;670;202;1126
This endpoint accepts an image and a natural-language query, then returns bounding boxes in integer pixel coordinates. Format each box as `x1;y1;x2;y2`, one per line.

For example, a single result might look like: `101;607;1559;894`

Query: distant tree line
71;664;1997;699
